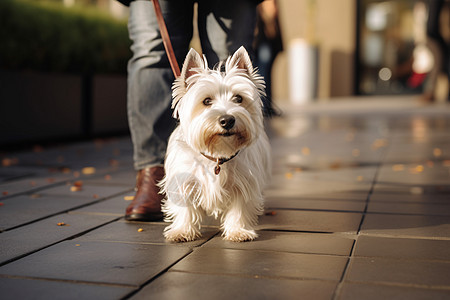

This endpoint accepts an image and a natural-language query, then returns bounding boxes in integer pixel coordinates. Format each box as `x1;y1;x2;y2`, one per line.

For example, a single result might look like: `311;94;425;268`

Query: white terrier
160;47;271;242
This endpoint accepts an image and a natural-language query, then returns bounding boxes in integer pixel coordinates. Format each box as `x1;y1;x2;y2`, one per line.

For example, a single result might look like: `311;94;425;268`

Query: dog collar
200;151;240;175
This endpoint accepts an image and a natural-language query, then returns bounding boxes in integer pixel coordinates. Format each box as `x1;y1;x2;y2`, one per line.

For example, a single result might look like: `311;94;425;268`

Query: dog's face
172;47;266;158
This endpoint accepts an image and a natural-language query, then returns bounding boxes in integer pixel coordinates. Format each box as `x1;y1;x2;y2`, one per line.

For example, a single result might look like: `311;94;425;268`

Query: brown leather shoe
125;166;165;222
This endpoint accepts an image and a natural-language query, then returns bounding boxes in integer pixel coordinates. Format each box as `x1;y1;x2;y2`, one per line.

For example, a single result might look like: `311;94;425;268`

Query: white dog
160;47;271;242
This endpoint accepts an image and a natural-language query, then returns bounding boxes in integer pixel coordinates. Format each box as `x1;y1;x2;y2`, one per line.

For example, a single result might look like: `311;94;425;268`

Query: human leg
126;0;194;221
197;0;258;66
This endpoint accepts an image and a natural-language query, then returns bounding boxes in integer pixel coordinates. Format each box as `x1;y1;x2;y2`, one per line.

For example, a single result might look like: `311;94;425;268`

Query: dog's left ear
227;47;266;97
227;46;254;76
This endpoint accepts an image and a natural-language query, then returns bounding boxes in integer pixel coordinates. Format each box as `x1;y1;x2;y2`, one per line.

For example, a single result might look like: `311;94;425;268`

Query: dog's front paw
164;227;201;243
223;228;258;242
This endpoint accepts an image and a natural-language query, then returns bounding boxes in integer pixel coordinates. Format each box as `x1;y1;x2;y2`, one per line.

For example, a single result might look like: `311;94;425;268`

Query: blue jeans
127;0;257;170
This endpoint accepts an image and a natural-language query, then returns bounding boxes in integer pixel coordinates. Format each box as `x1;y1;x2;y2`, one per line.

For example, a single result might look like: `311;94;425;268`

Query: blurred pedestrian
254;0;283;116
423;0;449;102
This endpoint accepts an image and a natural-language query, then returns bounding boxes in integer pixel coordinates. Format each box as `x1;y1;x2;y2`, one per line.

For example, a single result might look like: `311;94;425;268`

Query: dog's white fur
160;47;271;242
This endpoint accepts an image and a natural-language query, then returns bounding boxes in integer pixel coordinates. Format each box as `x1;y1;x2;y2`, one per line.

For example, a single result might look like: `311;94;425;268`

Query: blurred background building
1;0;449;146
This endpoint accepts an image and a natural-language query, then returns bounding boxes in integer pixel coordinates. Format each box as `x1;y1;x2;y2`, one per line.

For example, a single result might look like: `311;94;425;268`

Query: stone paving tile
38;181;131;199
353;236;450;261
369;192;450;204
345;257;450;288
265;197;366;212
83;168;136;187
0;213;119;265
0;277;134;300
265;190;370;201
258;210;363;234
171;247;348;281
0;241;191;286
375;163;450;185
78;220;219;247
70;192;135;216
0;193;120;231
0;177;70;199
131;271;337;300
203;231;354;256
360;213;450;239
270;166;379;184
367;201;450;216
338;282;450;300
372;183;450;195
266;180;373;196
265;182;372;201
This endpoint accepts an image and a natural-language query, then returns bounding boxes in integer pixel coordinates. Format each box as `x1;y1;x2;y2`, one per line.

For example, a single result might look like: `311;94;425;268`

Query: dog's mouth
218;131;235;137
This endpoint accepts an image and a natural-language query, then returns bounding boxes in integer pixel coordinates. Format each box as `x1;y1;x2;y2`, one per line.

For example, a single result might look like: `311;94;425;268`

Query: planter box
0;70;83;145
92;74;128;135
0;70;129;146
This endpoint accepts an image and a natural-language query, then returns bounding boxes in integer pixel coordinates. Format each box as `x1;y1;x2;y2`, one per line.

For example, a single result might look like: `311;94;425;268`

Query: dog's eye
203;98;213;106
233;95;243;104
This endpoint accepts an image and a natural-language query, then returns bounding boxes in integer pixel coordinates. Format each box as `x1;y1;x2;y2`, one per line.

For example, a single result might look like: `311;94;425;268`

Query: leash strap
151;0;181;78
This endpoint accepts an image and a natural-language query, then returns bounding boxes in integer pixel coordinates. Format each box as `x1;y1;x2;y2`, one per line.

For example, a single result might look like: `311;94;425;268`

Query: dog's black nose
219;115;235;130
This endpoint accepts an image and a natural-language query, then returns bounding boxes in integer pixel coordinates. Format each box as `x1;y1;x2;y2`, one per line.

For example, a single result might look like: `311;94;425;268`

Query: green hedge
0;0;131;74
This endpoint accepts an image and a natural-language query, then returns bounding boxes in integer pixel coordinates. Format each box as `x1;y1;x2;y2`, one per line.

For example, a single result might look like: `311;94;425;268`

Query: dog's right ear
172;48;206;119
180;48;205;83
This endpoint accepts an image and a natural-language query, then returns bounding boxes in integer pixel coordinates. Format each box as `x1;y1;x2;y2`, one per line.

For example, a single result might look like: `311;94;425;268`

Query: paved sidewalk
1;96;450;299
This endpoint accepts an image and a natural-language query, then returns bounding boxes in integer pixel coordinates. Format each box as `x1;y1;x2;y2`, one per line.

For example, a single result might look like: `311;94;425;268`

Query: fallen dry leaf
265;211;277;216
124;196;135;201
392;164;405;171
2;157;18;167
109;159;119;167
410;187;424;194
433;148;442;157
73;181;83;187
61;167;71;174
33;145;44;152
70;186;82;192
57;222;69;226
409;165;424;174
81;167;96;175
138;228;144;232
352;149;360;157
301;147;311;156
371;139;388;150
329;162;341;170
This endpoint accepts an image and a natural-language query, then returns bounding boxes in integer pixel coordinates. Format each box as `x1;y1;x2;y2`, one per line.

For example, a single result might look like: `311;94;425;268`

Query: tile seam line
0;217;121;268
331;130;390;300
121;231;221;299
0;274;138;289
344;279;450;291
163;269;342;282
1;188;133;232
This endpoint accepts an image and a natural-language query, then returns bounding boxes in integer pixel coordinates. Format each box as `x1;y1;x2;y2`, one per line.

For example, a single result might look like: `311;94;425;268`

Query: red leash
151;0;181;78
